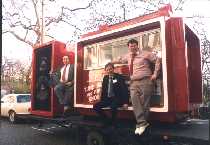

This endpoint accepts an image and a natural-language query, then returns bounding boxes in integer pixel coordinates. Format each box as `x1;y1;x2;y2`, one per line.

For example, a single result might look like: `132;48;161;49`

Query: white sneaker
135;127;140;134
64;106;71;112
64;106;68;111
136;123;149;135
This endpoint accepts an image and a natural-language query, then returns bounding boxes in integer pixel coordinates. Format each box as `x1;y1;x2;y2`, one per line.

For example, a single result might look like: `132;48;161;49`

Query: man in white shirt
54;55;74;112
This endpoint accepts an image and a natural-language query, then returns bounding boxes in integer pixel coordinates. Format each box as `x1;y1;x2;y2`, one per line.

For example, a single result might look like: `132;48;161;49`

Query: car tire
9;111;16;123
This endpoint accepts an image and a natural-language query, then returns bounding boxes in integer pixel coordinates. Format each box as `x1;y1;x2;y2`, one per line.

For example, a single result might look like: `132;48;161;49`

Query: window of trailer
84;44;98;69
140;30;161;52
83;28;161;69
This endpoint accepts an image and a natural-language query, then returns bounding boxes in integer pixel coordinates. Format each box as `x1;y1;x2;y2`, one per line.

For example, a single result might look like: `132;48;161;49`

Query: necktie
62;65;67;81
130;55;135;75
108;76;114;97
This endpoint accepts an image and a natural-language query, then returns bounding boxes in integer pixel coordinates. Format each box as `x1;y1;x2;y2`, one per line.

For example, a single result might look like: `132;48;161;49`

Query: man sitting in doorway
54;55;74;114
93;62;129;126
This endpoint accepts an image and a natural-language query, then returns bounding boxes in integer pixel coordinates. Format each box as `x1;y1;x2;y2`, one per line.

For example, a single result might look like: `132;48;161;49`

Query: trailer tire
87;131;105;145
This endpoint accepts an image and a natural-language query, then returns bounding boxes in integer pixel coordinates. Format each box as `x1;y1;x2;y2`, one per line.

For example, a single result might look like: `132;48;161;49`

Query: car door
1;95;14;116
15;95;30;114
1;96;8;116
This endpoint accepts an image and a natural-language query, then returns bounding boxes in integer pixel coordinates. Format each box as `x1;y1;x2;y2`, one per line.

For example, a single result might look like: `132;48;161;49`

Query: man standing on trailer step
54;55;74;114
112;39;161;135
93;62;129;126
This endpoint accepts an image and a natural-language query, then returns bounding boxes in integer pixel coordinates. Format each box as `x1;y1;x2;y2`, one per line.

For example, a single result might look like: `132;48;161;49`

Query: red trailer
30;5;202;122
29;5;208;145
74;5;202;123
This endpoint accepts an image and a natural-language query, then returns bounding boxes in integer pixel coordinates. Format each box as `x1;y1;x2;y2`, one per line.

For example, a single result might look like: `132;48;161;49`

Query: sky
2;0;210;61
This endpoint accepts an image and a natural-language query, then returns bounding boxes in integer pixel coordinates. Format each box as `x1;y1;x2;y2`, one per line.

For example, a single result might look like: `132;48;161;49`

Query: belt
131;76;150;82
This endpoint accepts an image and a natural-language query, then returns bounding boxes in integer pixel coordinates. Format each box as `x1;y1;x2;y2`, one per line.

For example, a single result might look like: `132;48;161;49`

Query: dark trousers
93;97;121;125
54;83;73;106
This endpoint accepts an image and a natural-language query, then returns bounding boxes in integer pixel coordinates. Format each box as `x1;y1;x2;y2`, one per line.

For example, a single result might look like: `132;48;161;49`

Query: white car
1;94;31;123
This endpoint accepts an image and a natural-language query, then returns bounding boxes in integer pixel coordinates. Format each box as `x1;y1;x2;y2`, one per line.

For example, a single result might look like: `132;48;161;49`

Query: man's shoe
63;106;72;116
135;127;140;134
135;123;149;135
64;106;70;112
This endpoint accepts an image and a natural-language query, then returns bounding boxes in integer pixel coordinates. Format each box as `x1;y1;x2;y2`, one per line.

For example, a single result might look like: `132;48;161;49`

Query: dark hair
105;62;114;69
127;39;138;46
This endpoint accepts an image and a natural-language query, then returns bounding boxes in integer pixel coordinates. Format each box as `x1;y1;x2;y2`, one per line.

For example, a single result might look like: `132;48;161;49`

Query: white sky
2;0;210;61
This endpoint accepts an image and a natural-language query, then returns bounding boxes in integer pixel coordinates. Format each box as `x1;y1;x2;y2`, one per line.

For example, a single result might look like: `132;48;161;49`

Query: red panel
149;112;176;123
76;42;84;104
165;20;176;112
165;18;188;112
77;108;177;123
185;27;202;103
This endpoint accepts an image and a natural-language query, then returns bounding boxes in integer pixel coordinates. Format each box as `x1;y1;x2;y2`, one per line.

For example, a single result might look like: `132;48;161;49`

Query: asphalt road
0;118;80;145
0;117;209;145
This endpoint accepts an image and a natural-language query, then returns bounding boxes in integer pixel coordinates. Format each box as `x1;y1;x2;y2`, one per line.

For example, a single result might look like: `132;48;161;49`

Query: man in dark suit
54;55;74;112
93;63;129;125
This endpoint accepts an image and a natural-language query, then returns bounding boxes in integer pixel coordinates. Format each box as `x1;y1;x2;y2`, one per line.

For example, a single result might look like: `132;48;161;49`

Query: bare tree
2;0;102;47
3;0;188;47
188;15;210;103
1;57;31;93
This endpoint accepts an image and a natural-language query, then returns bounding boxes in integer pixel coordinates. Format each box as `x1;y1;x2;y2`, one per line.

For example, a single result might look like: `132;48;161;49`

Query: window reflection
99;39;129;66
83;29;161;69
84;45;98;68
141;31;161;52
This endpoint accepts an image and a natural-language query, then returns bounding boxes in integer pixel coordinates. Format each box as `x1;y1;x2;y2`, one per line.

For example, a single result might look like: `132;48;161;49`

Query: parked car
1;94;31;123
199;102;210;119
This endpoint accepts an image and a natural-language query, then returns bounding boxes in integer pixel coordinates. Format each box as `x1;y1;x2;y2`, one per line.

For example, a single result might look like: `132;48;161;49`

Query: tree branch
3;30;34;47
62;0;96;12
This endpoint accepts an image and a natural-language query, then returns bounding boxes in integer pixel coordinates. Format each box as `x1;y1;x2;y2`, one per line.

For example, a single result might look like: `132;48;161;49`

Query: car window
17;95;31;103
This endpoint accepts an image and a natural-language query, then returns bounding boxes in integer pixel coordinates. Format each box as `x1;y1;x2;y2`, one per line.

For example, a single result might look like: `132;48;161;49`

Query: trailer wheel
87;131;105;145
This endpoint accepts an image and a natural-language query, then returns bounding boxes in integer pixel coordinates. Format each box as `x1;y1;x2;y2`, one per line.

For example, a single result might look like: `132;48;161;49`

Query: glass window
83;29;161;69
98;39;128;66
84;45;98;69
17;95;31;103
140;30;161;52
98;43;112;66
98;37;139;66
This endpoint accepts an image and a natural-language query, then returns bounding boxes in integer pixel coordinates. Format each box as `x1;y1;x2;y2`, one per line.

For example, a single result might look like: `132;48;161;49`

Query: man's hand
122;104;128;109
65;81;74;86
150;73;157;81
